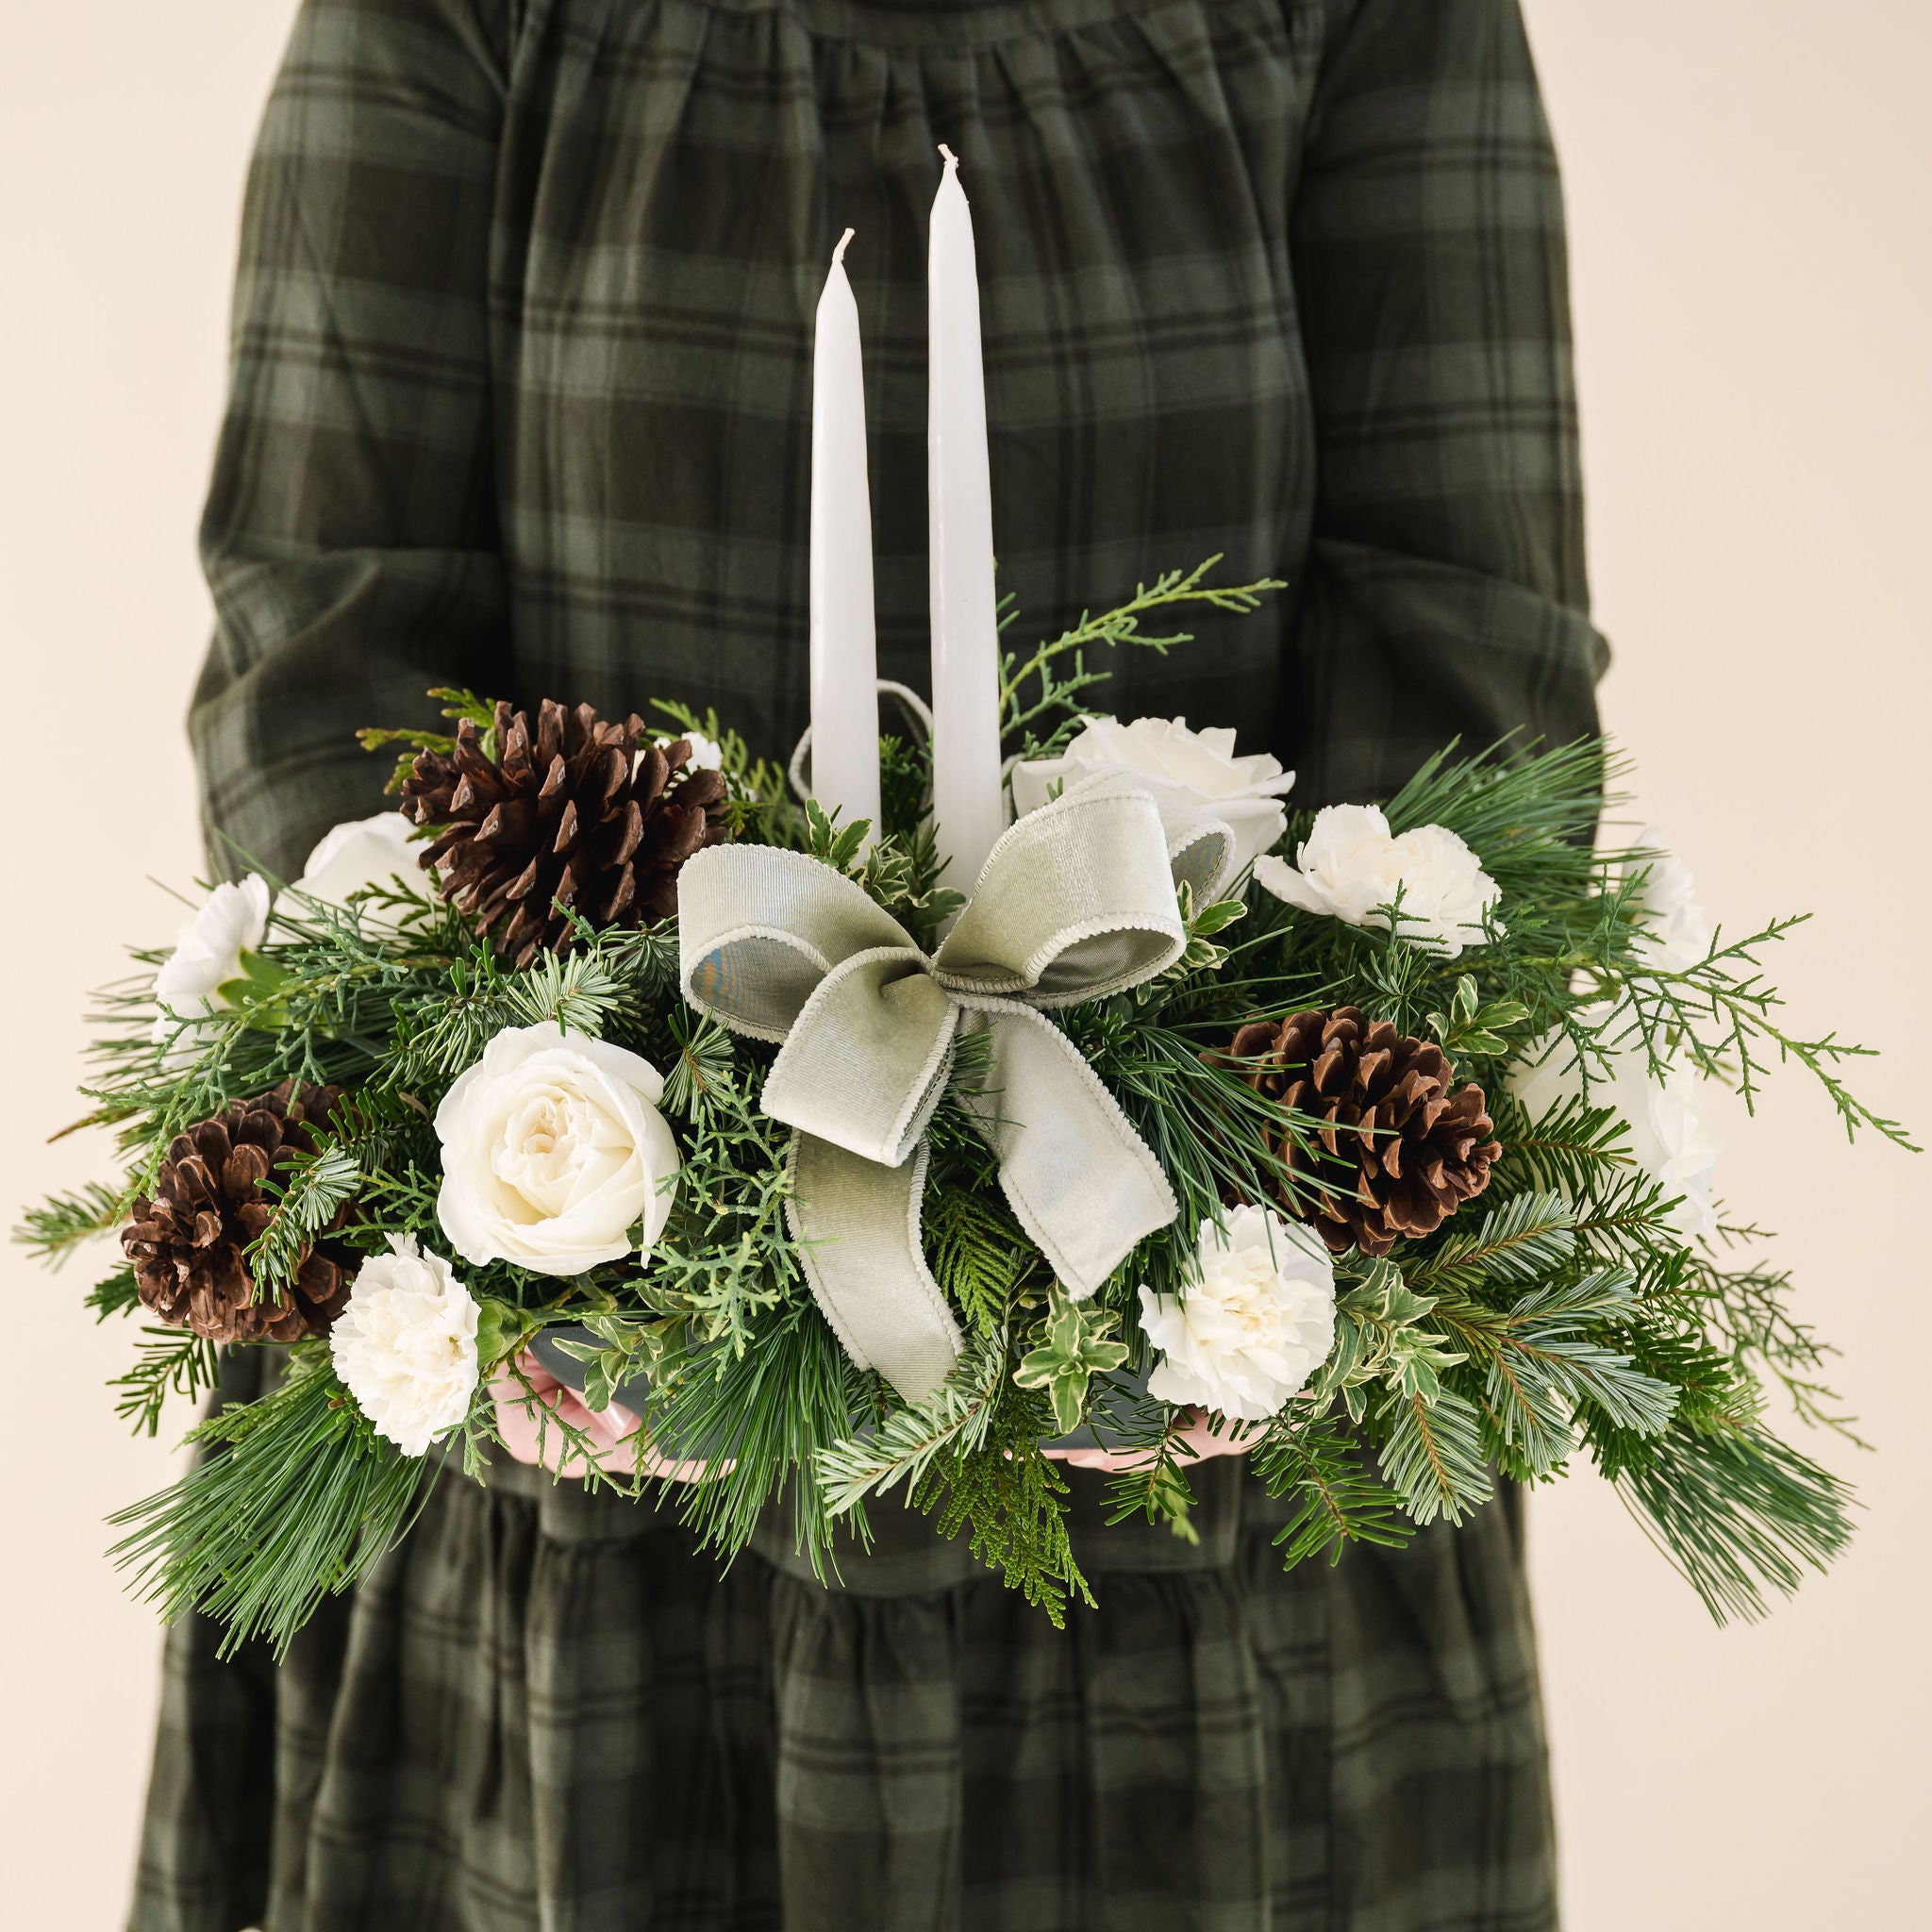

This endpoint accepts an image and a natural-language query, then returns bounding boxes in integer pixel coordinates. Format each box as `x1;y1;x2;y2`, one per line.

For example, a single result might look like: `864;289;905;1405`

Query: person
137;0;1607;1926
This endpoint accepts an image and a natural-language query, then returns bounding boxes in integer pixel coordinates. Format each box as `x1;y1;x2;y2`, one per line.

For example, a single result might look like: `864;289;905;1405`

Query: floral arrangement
21;564;1908;1651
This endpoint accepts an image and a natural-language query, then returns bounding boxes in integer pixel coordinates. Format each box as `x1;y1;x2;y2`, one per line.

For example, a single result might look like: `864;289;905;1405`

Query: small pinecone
1226;1007;1501;1257
402;699;728;966
121;1081;357;1343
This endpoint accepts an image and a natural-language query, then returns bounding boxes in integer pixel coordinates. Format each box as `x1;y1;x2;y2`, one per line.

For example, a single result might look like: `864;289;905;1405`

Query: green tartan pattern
145;0;1602;1924
137;1379;1556;1932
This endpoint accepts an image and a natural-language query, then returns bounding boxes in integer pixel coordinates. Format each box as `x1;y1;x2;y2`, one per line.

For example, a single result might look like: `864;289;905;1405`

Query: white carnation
434;1023;680;1275
1509;1015;1723;1239
1253;804;1501;958
291;812;431;925
152;875;272;1041
329;1235;480;1457
1139;1206;1337;1422
1626;826;1711;972
643;732;727;791
678;730;724;773
1011;715;1295;884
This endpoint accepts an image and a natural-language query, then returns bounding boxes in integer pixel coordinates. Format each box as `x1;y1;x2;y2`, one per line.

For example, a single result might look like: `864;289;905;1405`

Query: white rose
1253;804;1502;958
1508;1014;1722;1239
1011;715;1295;883
152;875;272;1041
329;1235;481;1457
291;812;432;926
435;1024;680;1275
1626;826;1710;972
1139;1206;1338;1423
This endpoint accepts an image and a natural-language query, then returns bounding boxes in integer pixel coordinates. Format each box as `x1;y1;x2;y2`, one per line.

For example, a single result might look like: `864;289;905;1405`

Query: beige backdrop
2;4;1924;1925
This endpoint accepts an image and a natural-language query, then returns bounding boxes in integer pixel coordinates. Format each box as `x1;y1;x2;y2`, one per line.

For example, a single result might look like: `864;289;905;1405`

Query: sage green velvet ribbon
677;771;1223;1401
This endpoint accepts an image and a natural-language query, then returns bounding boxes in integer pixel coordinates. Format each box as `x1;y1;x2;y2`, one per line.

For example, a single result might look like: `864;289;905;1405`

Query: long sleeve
1282;0;1608;806
189;0;516;880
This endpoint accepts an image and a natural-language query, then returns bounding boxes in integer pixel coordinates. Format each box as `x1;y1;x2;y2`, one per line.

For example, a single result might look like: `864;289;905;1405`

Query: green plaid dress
142;0;1607;1925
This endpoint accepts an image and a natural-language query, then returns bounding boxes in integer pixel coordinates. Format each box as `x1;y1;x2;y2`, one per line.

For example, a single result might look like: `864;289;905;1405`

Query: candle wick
832;226;855;268
938;143;959;175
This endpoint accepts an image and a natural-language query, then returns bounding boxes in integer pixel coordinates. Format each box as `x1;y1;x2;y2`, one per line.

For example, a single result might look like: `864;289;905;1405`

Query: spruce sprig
244;1144;361;1296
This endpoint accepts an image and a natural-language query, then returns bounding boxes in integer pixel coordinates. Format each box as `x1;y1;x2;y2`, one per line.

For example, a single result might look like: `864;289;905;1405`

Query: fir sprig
1374;1388;1494;1525
815;1326;1007;1515
1252;1407;1414;1568
111;1327;223;1438
13;1180;127;1268
245;1144;361;1295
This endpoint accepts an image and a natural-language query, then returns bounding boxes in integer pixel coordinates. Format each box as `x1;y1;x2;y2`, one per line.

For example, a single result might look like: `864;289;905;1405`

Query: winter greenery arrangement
21;564;1908;1653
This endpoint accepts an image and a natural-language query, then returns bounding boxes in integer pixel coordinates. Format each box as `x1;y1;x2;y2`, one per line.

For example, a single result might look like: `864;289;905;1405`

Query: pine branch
108;1345;434;1657
1382;734;1615;879
1615;1419;1855;1625
651;1301;870;1577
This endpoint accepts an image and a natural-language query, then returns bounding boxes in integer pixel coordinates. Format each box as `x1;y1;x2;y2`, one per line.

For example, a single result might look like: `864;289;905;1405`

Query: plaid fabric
189;0;1603;883
137;1367;1555;1932
149;0;1601;1924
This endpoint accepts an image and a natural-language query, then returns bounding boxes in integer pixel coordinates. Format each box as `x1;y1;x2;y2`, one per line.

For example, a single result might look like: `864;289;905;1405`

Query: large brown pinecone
1227;1007;1501;1257
121;1081;357;1342
402;699;728;966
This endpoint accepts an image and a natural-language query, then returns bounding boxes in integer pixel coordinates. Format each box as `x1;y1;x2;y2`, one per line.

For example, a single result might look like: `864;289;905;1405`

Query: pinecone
121;1081;357;1342
1226;1006;1501;1257
402;699;728;966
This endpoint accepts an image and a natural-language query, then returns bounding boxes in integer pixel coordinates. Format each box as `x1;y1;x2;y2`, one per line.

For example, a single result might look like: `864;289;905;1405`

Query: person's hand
489;1350;718;1482
1041;1407;1260;1474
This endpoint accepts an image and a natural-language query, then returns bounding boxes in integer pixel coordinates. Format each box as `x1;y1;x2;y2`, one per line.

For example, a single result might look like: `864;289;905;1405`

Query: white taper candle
926;146;1005;891
808;227;882;840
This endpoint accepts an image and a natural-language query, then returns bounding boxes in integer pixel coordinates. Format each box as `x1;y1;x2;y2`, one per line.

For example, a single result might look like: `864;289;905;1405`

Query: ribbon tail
955;1008;1179;1299
785;1130;962;1403
1166;808;1238;904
